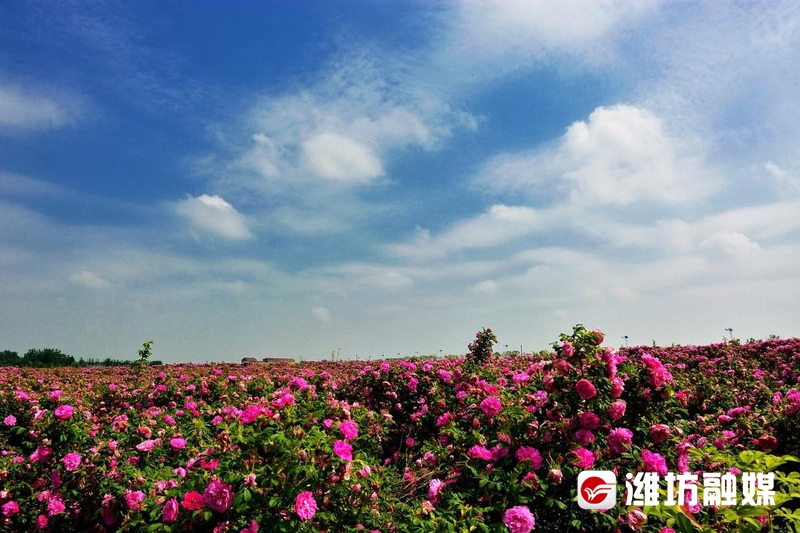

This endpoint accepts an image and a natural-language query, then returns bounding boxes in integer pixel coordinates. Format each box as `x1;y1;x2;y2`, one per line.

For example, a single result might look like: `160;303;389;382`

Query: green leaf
738;450;757;465
673;512;697;533
243;488;252;502
147;524;162;532
737;505;771;516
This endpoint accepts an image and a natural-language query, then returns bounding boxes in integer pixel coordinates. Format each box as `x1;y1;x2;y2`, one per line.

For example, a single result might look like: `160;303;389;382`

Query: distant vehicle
262;357;295;363
240;357;295;364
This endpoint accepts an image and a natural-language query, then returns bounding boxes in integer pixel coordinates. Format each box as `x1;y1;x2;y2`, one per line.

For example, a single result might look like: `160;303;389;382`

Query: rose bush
0;325;798;532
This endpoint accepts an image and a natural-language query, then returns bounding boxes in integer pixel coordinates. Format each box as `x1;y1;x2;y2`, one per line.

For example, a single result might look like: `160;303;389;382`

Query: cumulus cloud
477;105;717;207
70;270;110;288
302;132;383;183
229;49;474;188
175;194;252;240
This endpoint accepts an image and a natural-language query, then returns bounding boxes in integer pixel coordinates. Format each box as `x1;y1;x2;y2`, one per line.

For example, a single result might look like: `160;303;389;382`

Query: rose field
2;325;800;533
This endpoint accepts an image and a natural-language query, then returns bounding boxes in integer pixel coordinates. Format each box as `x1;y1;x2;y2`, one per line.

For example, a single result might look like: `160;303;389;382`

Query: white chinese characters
624;472;775;507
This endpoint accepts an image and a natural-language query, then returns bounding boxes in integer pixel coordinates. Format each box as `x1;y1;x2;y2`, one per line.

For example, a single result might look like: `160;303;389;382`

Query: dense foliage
0;348;153;368
1;326;799;533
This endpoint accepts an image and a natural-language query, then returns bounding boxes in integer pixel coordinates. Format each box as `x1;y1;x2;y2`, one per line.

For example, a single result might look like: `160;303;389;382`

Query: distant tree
22;348;75;367
137;340;154;366
0;350;21;366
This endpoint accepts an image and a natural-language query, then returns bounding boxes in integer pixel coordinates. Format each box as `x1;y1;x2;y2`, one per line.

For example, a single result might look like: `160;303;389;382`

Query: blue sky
2;1;799;362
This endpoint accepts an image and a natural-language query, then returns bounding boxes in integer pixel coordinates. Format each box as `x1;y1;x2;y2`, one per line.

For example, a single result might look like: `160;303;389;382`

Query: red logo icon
578;471;617;510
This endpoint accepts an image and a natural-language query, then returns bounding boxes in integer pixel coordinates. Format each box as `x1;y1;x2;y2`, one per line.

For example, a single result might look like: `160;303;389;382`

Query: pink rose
649;424;670;444
608;428;634;455
468;445;493;461
239;405;261;424
162;497;178;523
575;379;597;400
627;508;647;530
170;437;187;450
203;479;233;513
579;412;600;429
589;329;605;345
610;377;624;397
54;405;74;420
480;397;503;417
125;490;145;511
295;491;317;521
642;450;668;476
515;446;543;469
608;400;627;421
136;439;160;452
571;447;596;468
61;452;81;472
182;491;205;511
427;479;444;502
548;468;563;484
47;498;65;517
575;428;595;445
503;505;536;533
2;501;20;517
30;446;53;463
339;420;358;441
333;440;353;461
561;341;575;358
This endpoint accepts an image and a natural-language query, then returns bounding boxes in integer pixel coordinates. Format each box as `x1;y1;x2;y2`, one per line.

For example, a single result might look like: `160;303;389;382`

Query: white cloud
700;231;760;258
565;105;714;205
391;204;539;259
438;0;656;80
302;132;383;183
227;49;473;189
248;134;281;178
456;0;654;55
761;161;800;193
476;104;718;211
363;270;414;291
175;194;252;240
70;270;110;288
0;84;82;131
697;200;800;242
472;279;497;293
312;306;331;323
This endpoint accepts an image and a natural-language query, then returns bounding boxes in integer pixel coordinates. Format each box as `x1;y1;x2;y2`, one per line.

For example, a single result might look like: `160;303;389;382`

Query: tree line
0;348;162;367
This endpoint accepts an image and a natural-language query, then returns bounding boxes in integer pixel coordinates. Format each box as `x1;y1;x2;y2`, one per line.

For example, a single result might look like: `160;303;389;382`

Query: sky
1;1;799;363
